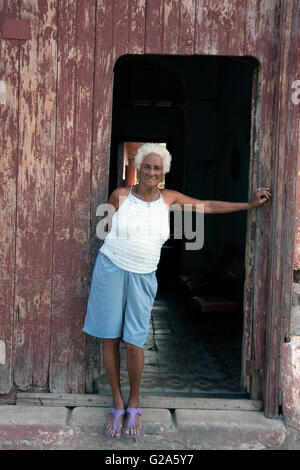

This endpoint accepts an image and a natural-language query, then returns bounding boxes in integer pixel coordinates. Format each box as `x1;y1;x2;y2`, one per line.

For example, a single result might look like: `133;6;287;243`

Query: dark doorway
103;54;259;398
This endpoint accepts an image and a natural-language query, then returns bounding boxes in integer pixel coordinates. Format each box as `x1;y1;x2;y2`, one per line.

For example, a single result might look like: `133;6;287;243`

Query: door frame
89;40;297;418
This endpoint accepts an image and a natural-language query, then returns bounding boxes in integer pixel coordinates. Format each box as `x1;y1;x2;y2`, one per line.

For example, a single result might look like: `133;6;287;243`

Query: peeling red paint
0;1;299;423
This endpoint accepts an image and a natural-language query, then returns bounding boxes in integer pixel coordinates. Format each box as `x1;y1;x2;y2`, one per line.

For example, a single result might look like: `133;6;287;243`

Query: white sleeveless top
100;186;170;273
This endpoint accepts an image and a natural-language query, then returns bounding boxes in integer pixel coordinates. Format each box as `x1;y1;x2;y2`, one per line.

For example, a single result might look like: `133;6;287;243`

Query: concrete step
0;405;286;450
173;409;286;450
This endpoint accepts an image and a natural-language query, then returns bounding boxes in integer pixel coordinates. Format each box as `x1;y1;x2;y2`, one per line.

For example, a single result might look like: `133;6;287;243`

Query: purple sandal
104;408;125;439
123;407;142;437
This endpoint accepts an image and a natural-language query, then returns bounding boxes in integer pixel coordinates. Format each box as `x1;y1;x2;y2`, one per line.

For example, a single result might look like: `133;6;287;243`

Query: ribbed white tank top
100;186;170;273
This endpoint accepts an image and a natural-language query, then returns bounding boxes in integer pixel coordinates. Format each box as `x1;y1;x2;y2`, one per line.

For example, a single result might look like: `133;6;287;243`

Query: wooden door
1;1;298;420
0;0;95;394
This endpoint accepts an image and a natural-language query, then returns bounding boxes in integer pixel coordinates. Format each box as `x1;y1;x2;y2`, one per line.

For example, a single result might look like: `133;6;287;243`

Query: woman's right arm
106;186;130;230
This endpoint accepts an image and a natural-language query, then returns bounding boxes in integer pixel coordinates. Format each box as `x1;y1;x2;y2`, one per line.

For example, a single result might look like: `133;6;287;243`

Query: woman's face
137;153;164;188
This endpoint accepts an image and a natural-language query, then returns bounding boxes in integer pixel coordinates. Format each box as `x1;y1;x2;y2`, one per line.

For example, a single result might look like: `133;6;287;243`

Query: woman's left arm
166;188;271;214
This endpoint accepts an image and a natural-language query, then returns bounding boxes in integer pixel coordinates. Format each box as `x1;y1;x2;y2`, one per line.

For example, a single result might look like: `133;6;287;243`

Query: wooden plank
31;0;57;388
16;392;263;411
13;0;39;388
241;67;260;394
262;0;289;415
241;1;267;399
13;0;38;388
85;0;115;393
227;0;246;56
243;0;263;56
145;0;164;53
163;0;180;54
113;0;147;55
50;0;95;393
130;0;147;54
263;0;300;418
145;0;195;55
178;0;196;55
91;0;114;242
250;0;280;377
243;1;284;411
86;0;147;392
12;0;57;390
195;0;245;56
0;0;19;394
239;0;297;417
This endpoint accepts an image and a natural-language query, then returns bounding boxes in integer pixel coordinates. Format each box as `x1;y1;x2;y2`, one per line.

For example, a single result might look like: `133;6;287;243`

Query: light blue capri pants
82;252;158;348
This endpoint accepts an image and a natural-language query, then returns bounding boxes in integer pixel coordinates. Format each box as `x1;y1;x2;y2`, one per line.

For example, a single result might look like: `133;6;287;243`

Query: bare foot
124;407;142;436
105;408;125;438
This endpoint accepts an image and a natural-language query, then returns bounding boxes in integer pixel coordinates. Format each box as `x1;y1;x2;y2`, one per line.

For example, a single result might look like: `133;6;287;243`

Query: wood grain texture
16;392;263;411
241;66;260;395
195;0;245;55
263;0;300;417
0;0;19;393
0;1;298;417
245;0;279;385
50;0;95;393
12;0;57;390
178;0;196;55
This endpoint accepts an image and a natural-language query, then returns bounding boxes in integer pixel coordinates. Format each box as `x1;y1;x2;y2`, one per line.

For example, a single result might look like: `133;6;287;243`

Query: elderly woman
83;143;271;439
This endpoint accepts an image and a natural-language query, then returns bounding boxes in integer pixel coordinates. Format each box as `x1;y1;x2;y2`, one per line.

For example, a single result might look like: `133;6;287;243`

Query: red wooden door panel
145;0;196;55
0;0;19;394
195;0;246;56
13;0;57;389
262;0;300;417
49;0;94;393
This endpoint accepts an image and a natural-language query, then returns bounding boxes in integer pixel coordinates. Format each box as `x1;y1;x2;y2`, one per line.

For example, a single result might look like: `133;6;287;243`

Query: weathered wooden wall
264;0;300;415
0;0;299;417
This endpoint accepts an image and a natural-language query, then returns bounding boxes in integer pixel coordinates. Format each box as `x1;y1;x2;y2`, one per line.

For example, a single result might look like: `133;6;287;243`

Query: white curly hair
134;143;172;175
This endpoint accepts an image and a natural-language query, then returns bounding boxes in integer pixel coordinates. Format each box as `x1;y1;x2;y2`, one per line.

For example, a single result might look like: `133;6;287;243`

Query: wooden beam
264;0;300;418
16;392;262;411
